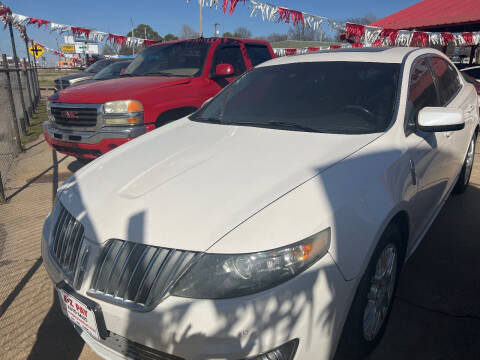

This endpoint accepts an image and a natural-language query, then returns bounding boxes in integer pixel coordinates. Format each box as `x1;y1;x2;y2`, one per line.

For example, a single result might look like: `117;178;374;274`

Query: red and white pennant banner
192;0;480;48
0;1;161;48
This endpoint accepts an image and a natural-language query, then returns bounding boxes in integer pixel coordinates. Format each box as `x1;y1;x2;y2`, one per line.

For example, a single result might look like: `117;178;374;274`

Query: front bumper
43;121;154;159
42;215;356;360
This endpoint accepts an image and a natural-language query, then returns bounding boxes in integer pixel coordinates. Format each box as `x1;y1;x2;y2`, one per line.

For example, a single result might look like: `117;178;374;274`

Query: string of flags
0;1;162;50
189;0;480;49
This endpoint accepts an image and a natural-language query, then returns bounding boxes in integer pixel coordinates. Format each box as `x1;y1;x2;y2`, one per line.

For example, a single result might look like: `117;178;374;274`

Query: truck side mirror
213;63;234;78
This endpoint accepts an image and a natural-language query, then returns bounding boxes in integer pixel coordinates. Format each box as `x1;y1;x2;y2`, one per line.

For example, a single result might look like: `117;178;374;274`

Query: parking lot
0;137;480;360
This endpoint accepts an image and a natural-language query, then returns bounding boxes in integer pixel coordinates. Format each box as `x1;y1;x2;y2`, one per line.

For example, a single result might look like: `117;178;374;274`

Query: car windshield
123;41;211;77
190;61;401;134
93;61;131;80
85;59;112;73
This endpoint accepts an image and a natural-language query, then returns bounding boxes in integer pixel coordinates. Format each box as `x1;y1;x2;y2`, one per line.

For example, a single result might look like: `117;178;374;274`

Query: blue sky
1;0;419;64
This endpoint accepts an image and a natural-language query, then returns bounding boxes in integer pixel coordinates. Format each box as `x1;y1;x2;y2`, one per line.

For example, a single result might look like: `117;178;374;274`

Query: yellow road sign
28;43;45;58
61;44;75;53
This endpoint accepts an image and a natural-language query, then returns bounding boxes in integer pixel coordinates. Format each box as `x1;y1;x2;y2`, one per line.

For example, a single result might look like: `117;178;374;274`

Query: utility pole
130;18;135;55
199;0;203;37
214;23;220;37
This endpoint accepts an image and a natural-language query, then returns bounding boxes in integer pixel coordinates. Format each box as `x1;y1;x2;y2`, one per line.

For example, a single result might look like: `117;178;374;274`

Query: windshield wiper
120;73;137;77
195;117;223;123
143;72;185;77
228;120;319;132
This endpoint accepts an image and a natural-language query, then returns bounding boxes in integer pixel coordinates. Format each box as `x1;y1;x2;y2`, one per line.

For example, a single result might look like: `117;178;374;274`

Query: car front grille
51;105;99;128
89;239;199;310
51;205;85;286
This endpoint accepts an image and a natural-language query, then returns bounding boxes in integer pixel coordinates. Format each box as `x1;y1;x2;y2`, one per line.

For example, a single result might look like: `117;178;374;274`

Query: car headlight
103;100;143;126
170;228;331;299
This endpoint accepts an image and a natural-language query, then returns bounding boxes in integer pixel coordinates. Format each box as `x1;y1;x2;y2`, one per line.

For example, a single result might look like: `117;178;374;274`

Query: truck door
208;44;246;95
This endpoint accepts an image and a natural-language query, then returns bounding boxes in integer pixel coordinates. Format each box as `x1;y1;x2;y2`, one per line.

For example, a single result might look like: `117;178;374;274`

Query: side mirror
213;63;234;78
417;107;465;132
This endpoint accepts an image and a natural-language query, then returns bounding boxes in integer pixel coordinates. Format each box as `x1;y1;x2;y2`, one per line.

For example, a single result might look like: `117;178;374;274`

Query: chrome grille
51;205;85;282
51;105;98;128
89;239;199;310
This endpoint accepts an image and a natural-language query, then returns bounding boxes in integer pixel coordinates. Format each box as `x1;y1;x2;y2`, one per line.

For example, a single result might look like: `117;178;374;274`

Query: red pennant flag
346;23;365;42
107;33;127;45
28;17;51;28
441;32;455;46
462;32;474;45
410;31;429;47
71;26;91;38
223;0;245;14
278;7;305;26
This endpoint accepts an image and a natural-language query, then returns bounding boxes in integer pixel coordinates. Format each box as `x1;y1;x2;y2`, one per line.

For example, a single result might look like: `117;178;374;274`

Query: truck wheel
335;224;405;358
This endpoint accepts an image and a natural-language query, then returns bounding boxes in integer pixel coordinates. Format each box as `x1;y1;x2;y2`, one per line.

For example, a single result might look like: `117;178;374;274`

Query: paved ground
0;138;480;360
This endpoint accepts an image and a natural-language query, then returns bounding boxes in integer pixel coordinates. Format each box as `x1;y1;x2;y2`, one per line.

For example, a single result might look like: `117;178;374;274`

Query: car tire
453;134;476;194
335;224;405;359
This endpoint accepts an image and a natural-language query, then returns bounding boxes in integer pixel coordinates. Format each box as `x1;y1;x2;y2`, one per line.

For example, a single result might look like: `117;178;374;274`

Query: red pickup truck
44;38;274;161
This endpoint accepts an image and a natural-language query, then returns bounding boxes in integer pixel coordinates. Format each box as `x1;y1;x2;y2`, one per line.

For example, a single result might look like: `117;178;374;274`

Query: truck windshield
124;41;211;77
85;59;112;73
190;61;400;134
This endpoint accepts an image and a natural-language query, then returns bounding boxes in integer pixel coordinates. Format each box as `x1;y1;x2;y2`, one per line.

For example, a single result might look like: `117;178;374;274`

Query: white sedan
42;47;478;360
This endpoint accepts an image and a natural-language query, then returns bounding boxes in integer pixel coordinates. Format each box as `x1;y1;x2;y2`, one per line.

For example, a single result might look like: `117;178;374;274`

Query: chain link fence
0;55;40;201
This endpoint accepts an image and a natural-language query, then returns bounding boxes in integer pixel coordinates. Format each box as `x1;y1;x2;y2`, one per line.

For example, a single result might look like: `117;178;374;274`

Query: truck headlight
103;100;144;126
170;228;331;299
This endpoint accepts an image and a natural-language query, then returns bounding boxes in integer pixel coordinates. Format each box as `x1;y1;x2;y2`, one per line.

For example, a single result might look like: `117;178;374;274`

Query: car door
404;56;451;244
429;56;476;180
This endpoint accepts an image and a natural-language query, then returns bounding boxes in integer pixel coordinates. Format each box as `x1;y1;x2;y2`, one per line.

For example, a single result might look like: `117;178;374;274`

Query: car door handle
467;104;475;113
445;132;452;138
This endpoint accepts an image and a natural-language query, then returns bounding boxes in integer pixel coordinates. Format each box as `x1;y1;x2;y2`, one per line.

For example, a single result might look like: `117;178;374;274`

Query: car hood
55;72;92;82
60;119;380;252
53;76;191;103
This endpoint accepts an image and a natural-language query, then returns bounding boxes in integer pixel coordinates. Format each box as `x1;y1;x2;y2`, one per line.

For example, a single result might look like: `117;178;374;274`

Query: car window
406;58;440;134
245;44;271;66
93;61;131;80
124;42;211;77
464;67;480;79
211;45;246;76
192;61;400;135
84;59;112;73
430;57;462;105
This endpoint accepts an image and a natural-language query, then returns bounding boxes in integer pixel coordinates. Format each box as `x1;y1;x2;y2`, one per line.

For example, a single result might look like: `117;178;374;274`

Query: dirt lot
0;137;480;360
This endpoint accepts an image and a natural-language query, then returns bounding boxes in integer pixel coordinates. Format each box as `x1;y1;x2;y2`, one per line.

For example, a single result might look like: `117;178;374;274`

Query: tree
288;25;320;41
267;33;288;42
164;33;178;41
232;26;252;38
119;24;163;55
180;24;198;39
222;31;234;38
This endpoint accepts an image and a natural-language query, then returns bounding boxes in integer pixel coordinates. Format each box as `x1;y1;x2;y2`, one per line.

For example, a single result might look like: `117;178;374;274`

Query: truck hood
53;76;191;104
60;119;380;252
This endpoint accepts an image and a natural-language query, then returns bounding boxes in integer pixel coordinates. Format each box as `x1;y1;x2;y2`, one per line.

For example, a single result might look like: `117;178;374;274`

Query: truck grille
89;239;199;310
51;106;98;128
51;205;85;283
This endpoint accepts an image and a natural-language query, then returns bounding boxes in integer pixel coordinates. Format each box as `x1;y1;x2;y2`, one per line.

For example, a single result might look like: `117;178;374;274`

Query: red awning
371;0;480;30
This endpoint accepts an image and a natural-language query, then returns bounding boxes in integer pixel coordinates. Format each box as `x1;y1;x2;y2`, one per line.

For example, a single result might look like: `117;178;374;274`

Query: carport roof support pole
8;21;30;129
